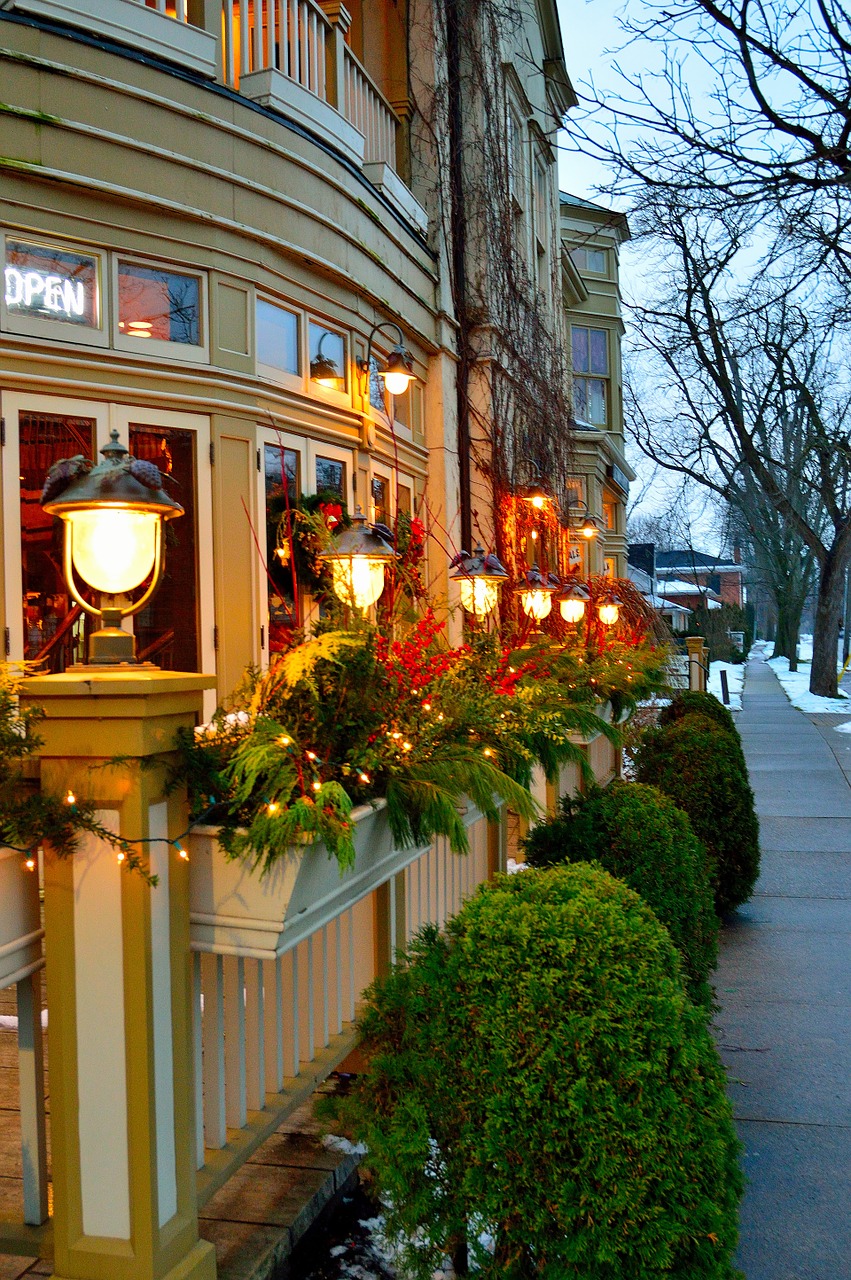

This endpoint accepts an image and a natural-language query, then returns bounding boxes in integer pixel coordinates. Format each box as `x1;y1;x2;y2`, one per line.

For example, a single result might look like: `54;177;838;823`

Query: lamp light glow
41;428;183;665
556;578;590;624
319;508;396;613
516;563;559;621
449;544;508;617
358;321;419;399
67;508;159;595
597;592;621;626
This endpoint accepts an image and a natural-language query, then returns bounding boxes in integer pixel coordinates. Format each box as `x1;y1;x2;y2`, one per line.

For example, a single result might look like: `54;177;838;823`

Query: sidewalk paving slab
715;655;851;1280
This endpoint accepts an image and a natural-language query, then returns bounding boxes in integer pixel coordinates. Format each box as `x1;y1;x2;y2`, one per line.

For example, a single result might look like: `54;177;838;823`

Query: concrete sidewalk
715;655;851;1280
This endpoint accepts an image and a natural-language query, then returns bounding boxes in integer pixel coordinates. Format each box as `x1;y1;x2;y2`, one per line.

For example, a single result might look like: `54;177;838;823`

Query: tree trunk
774;593;805;671
810;552;847;697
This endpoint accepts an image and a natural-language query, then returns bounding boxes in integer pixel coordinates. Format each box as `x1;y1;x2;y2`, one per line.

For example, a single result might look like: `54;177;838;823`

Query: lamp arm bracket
359;320;406;375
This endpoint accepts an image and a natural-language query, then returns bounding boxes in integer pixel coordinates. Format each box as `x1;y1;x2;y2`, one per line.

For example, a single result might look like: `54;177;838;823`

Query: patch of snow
0;1010;48;1031
707;661;744;712
835;721;851;735
322;1134;368;1156
506;857;530;874
767;656;850;713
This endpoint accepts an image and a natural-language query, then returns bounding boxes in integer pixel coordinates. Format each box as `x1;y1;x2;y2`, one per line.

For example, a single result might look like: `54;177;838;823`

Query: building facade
560;192;633;577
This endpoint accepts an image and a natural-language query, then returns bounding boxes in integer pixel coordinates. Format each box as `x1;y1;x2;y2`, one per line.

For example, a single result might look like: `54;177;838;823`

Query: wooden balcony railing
137;0;400;171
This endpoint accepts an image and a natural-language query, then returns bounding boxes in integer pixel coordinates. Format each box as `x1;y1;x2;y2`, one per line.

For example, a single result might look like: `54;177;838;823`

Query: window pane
257;299;298;373
571;326;589;373
398;484;412;515
587;249;607;273
19;411;95;669
309;322;346;390
316;456;345;497
265;444;300;652
371;477;389;525
5;241;99;328
588;378;607;423
129;425;199;670
118;263;201;344
369;355;385;410
590;329;609;374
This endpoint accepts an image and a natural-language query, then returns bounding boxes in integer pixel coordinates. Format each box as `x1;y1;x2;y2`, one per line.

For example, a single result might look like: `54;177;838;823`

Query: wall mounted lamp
555;577;589;624
516;563;560;621
357;320;417;397
41;430;183;665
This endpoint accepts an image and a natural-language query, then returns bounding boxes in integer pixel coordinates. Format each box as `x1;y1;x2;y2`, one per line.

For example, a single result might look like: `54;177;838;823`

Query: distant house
626;558;691;633
657;578;723;614
655;549;745;608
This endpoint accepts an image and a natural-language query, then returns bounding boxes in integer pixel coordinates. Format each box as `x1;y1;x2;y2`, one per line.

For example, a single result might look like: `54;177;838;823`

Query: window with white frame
571;325;609;426
256;297;300;376
116;259;206;357
570;246;608;275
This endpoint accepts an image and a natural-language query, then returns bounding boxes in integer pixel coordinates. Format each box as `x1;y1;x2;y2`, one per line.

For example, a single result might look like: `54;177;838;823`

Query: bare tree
626;206;851;695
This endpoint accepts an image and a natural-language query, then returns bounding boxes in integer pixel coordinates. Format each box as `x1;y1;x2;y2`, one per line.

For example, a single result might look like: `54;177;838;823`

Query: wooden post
318;1;351;111
16;969;49;1226
686;637;707;692
21;670;217;1280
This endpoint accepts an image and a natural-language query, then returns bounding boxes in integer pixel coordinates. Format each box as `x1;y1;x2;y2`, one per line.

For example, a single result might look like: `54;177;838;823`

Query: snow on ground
767;654;850;713
707;662;744;712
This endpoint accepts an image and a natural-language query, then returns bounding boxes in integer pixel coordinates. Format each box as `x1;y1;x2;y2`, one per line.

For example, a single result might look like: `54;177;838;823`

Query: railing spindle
224;956;247;1130
201;953;226;1149
192;953;205;1169
263;956;284;1093
244;960;264;1112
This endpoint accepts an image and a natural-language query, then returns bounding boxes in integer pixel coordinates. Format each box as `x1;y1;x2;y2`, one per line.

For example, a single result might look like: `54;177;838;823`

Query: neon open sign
3;240;98;327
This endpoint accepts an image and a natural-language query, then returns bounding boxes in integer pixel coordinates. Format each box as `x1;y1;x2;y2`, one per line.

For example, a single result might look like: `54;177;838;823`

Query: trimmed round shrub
637;714;760;914
349;865;743;1280
659;690;740;739
522;779;718;1006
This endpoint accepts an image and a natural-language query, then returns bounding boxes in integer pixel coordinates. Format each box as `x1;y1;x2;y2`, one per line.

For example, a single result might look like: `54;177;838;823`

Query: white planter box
0;847;42;989
189;799;450;959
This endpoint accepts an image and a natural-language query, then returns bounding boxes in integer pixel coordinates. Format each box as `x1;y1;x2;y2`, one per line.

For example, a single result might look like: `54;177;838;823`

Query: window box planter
188;799;484;959
0;846;42;989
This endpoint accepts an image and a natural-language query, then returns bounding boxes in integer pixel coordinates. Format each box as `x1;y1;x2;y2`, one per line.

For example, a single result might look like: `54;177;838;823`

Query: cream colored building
0;7;626;1279
560;192;634;577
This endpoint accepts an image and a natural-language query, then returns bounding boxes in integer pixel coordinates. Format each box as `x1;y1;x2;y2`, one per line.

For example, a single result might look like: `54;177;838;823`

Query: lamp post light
357;320;417;397
555;577;590;624
41;430;183;665
449;545;509;617
517;563;559;622
319;507;397;612
597;590;621;627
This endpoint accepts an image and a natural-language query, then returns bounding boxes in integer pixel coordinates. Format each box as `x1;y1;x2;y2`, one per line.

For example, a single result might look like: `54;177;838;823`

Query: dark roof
656;549;742;573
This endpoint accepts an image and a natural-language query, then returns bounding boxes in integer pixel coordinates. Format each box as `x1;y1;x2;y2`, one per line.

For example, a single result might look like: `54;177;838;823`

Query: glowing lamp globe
516;564;559;622
597;592;621;627
556;579;589;624
449;545;508;617
379;345;416;396
579;516;598;539
319;509;396;612
41;429;183;665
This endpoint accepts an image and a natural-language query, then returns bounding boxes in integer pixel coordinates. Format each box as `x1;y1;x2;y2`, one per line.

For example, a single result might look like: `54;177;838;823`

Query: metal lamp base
88;624;137;665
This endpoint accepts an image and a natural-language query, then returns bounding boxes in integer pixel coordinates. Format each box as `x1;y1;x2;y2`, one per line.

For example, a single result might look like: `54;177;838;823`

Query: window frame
1;232;109;348
113;254;209;364
571;325;611;428
255;294;302;388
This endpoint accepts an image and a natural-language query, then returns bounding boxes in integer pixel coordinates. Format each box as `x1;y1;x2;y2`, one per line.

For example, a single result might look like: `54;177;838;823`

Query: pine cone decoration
41;455;92;503
129;457;164;490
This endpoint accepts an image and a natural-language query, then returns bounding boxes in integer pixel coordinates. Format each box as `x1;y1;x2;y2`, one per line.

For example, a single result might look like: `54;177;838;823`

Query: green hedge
637;714;760;914
659;691;740;739
522;780;718;1007
349;865;743;1280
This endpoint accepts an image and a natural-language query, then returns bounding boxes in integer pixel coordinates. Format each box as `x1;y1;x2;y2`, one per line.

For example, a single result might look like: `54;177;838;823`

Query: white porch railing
190;817;493;1207
343;44;399;168
137;0;400;170
0;850;50;1249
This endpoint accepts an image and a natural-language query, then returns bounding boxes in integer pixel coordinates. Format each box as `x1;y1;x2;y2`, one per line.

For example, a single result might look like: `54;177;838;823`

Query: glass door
1;392;109;669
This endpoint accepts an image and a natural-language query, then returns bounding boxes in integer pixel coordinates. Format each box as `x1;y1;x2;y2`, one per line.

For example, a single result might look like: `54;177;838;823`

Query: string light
423;702;431;711
402;741;412;751
116;851;125;864
306;750;317;761
312;780;322;791
177;847;189;861
25;857;36;872
359;772;370;784
267;801;280;816
483;747;494;758
278;735;291;747
65;790;76;805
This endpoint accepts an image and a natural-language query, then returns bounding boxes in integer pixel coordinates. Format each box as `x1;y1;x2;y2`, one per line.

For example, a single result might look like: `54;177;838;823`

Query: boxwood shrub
522;779;718;1007
349;865;743;1280
659;690;740;739
637;713;760;914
